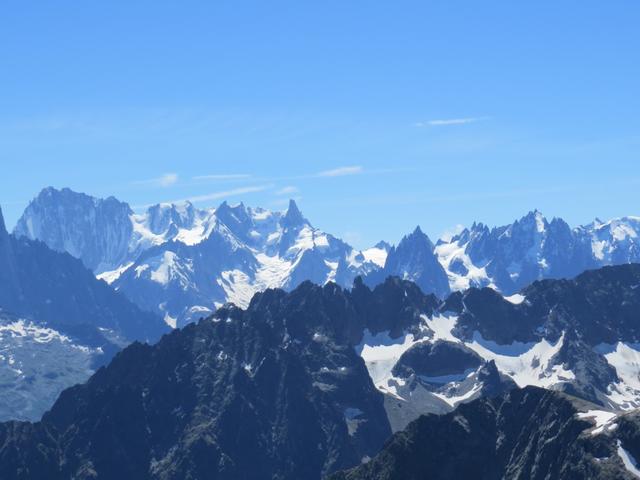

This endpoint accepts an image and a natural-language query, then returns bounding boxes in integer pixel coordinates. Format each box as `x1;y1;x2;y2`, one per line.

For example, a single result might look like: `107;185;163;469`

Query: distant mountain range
4;186;640;478
14;187;640;327
3;264;640;479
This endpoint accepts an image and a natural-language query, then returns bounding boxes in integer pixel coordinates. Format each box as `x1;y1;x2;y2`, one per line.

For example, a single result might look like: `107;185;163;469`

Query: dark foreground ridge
0;277;437;480
330;386;640;480
3;265;640;478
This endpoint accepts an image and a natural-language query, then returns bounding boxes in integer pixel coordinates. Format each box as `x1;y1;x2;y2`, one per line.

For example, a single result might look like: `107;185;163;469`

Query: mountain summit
281;199;307;229
14;188;640;328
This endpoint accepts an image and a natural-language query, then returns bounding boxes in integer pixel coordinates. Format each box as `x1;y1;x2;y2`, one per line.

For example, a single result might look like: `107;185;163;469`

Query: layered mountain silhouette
3;265;640;478
15;188;640;329
0;205;167;421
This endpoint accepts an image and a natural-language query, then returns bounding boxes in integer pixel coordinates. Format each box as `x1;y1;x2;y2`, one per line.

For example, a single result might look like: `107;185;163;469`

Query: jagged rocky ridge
4;265;640;478
330;386;640;480
0;280;431;479
0;206;168;421
356;264;640;432
15;188;640;329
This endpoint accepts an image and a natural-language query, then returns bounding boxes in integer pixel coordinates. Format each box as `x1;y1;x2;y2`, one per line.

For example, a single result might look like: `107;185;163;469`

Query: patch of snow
422;313;459;343
135;264;149;278
96;262;134;284
150;252;177;285
534;211;546;233
435;241;493;291
361;247;388;268
356;329;425;398
324;260;339;283
0;318;101;421
592;239;606;260
254;253;293;291
618;440;640;478
504;293;526;305
163;312;177;329
432;381;482;407
598;342;640;410
466;331;575;388
577;410;618;435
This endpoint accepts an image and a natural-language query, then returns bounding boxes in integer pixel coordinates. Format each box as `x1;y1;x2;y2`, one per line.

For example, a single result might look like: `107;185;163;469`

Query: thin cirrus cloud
191;166;365;184
315;165;363;177
275;186;300;195
414;116;490;127
132;173;179;188
132;185;273;210
192;174;252;181
184;185;273;204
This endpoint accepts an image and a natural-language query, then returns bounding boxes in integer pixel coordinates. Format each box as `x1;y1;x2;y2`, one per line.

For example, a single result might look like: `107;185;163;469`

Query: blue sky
1;1;639;248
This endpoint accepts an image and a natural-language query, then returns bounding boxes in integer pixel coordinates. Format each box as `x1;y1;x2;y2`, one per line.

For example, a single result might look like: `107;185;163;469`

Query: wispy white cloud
133;173;179;188
186;185;272;203
275;186;300;195
415;117;490;127
133;184;273;210
192;174;251;181
316;166;363;177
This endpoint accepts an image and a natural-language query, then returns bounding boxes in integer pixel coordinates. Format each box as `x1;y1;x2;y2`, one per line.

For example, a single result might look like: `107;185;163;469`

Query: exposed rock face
435;210;640;295
366;226;451;299
14;187;134;273
0;282;407;480
391;340;482;378
330;386;640;480
3;266;640;478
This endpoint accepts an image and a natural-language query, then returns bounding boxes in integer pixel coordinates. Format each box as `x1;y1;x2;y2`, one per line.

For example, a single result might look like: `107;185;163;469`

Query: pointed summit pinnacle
281;199;307;228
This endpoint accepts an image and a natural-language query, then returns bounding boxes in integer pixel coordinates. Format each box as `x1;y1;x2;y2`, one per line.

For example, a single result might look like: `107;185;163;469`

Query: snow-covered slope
354;265;640;431
16;190;384;327
435;210;640;295
112;200;384;327
0;312;103;421
15;188;640;327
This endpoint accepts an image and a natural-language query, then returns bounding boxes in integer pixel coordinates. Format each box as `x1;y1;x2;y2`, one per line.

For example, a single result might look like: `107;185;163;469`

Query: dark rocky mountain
446;264;640;346
353;264;640;431
331;386;640;480
3;265;640;478
391;340;483;379
0;278;438;480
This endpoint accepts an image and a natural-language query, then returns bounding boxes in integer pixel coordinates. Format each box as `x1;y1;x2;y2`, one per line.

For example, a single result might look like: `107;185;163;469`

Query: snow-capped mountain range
14;187;640;328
